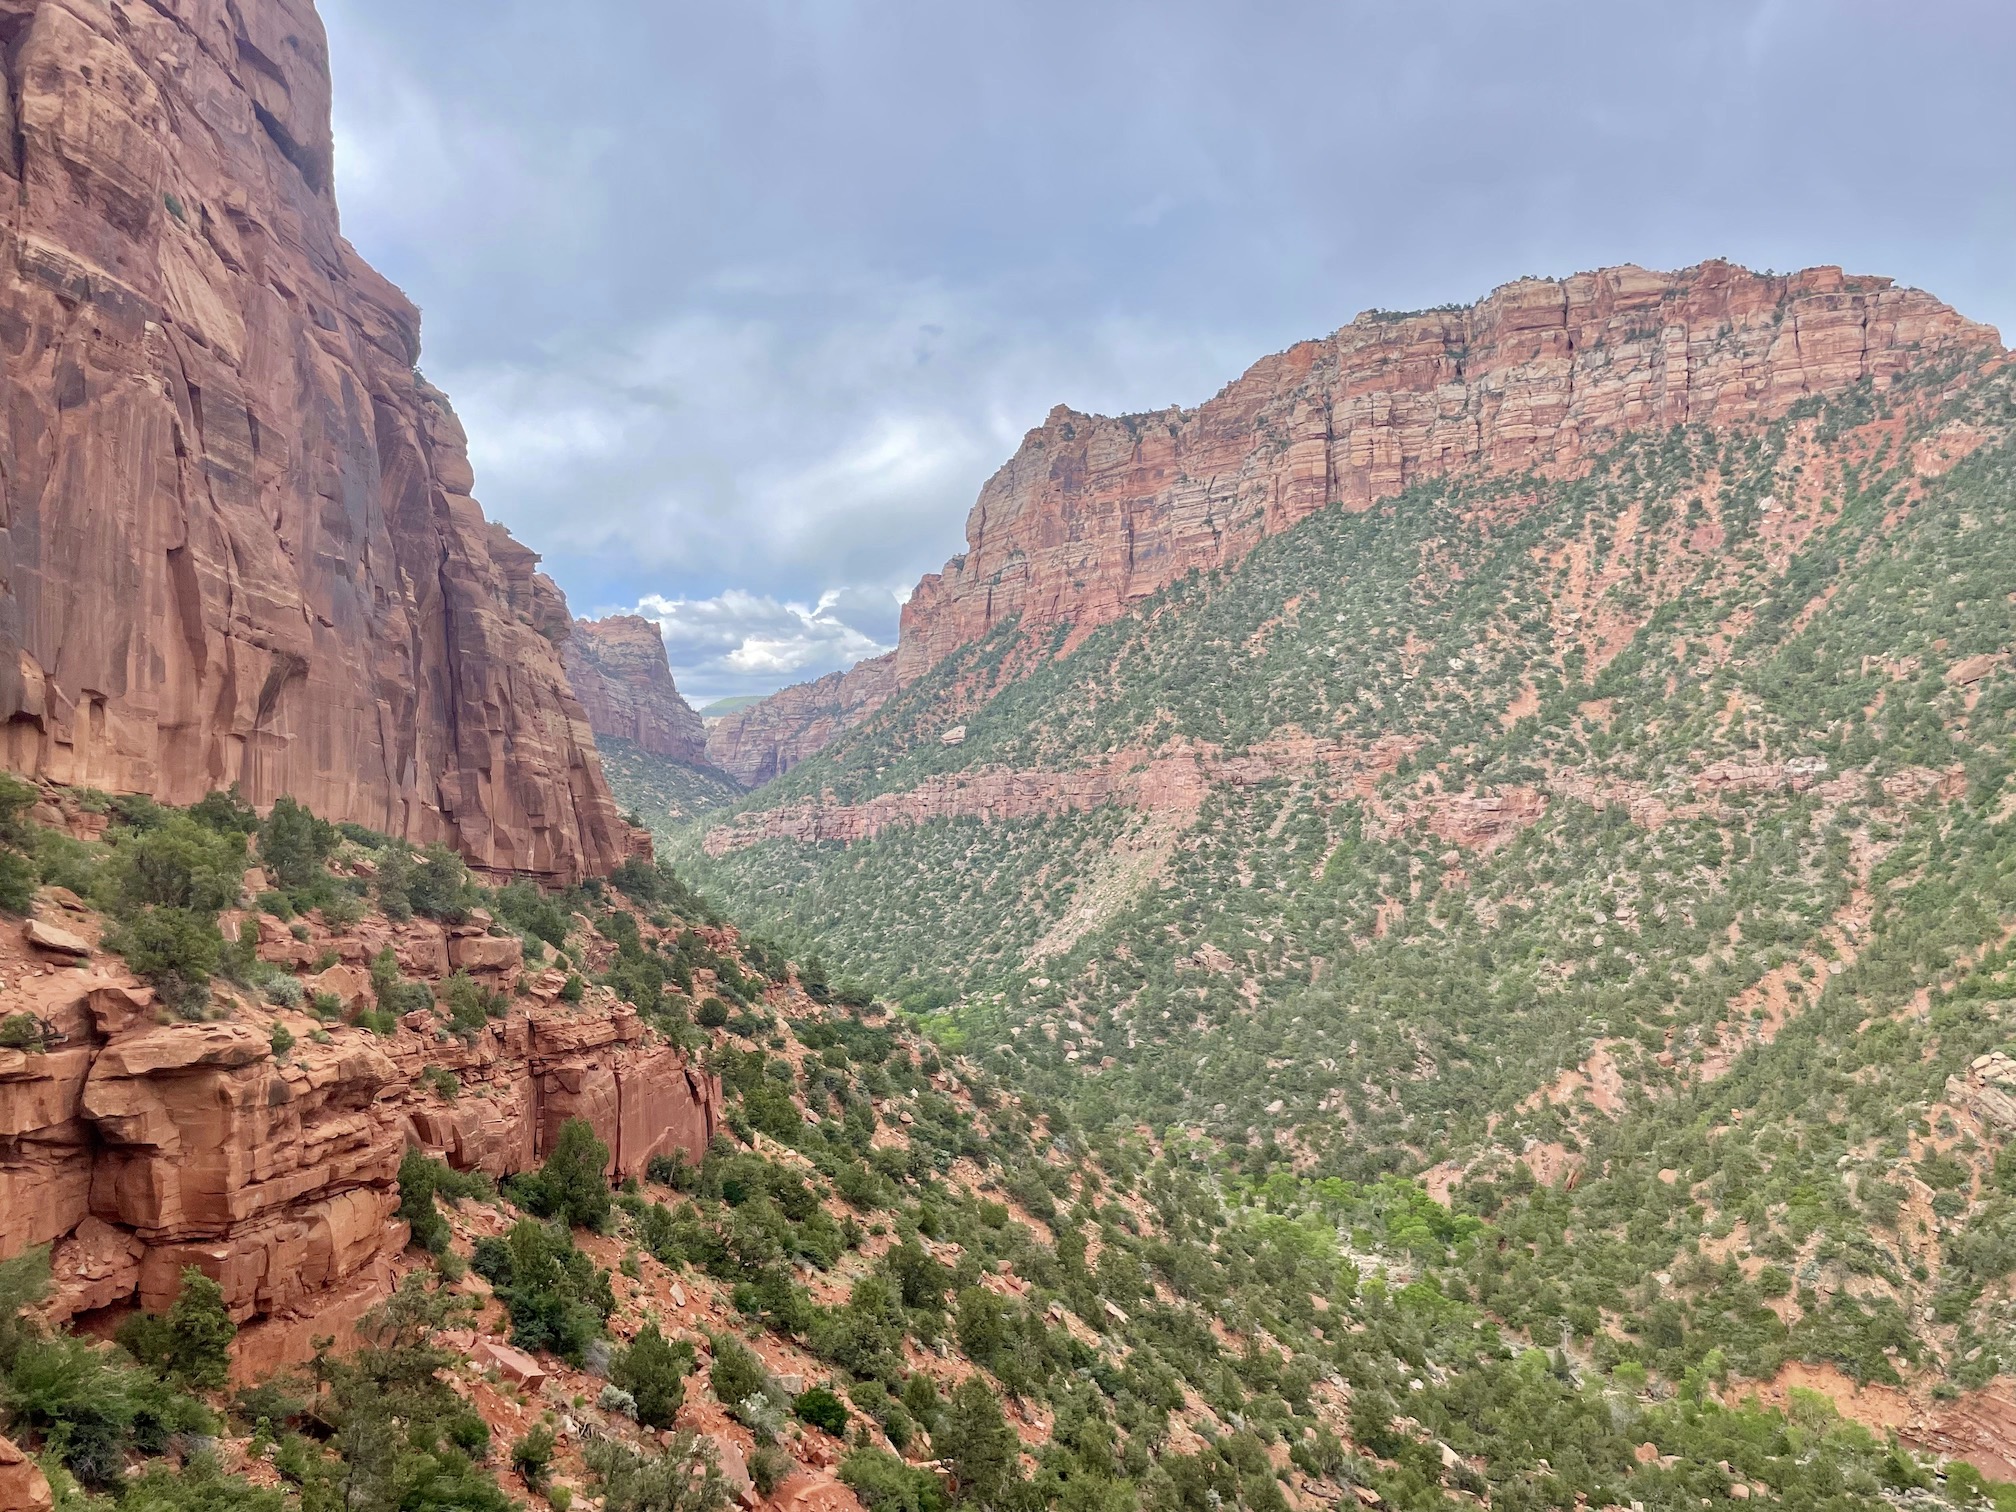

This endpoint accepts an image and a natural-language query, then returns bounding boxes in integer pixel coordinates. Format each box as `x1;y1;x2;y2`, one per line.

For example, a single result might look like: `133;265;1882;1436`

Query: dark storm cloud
320;0;2016;700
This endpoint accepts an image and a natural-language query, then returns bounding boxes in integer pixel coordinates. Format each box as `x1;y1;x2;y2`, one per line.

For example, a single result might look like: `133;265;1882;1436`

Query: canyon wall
0;0;628;880
721;261;1998;780
706;652;897;787
564;615;714;768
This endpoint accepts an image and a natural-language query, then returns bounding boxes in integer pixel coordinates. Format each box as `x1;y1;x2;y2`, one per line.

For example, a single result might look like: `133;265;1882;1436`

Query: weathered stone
474;1338;547;1388
716;262;1998;782
450;934;522;972
24;919;89;957
0;1434;53;1512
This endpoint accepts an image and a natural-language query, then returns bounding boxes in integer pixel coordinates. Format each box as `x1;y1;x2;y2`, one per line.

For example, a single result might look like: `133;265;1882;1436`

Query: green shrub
0;849;36;914
612;1322;695;1428
257;795;337;891
584;1434;730;1512
103;814;245;915
114;1266;235;1389
368;946;433;1018
512;1422;556;1486
0;1013;49;1051
508;1117;613;1232
707;1333;770;1409
473;1220;613;1363
109;906;223;1015
269;1022;295;1061
440;969;504;1038
793;1384;849;1435
841;1448;948;1512
697;997;730;1029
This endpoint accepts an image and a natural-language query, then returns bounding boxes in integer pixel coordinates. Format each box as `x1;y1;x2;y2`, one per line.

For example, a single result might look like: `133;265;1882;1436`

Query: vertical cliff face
704;652;897;787
0;0;628;880
718;261;2000;781
562;615;714;768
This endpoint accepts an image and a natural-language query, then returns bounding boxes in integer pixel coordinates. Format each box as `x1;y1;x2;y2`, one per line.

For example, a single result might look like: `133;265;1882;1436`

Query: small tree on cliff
510;1117;614;1232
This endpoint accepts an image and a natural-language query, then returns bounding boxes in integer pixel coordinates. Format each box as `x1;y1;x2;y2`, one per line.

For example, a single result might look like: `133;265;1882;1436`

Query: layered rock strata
717;262;2000;781
0;0;627;880
563;616;716;770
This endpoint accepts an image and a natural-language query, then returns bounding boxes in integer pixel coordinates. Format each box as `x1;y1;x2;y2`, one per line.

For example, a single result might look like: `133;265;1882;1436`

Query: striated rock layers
563;616;714;769
0;921;720;1352
0;0;628;880
706;652;897;787
720;262;2000;781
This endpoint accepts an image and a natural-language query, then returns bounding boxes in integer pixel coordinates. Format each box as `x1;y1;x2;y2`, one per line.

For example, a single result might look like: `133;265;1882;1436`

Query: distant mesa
711;260;2001;787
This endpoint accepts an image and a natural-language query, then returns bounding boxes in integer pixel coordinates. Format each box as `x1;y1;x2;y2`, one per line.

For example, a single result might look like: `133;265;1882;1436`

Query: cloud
623;589;899;704
320;0;2016;702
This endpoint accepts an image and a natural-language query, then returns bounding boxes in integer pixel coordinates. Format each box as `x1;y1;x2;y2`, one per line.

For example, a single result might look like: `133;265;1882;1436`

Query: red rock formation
718;262;2000;780
563;615;715;769
705;652;898;786
0;0;627;881
0;934;720;1340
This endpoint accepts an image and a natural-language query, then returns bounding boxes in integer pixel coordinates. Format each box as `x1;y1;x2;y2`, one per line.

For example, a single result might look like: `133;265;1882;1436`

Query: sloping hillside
4;784;2016;1509
677;332;2016;1398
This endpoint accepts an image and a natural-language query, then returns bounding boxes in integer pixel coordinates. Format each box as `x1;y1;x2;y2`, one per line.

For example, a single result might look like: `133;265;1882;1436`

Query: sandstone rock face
705;653;897;786
719;262;1998;780
0;965;721;1340
563;616;714;768
0;0;627;881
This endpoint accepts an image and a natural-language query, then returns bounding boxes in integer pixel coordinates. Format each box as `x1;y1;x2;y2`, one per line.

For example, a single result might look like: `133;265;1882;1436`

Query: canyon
705;652;898;787
716;261;1998;782
0;0;629;881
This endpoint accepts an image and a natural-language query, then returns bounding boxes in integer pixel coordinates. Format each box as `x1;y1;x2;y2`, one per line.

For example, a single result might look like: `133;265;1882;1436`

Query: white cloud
624;588;898;704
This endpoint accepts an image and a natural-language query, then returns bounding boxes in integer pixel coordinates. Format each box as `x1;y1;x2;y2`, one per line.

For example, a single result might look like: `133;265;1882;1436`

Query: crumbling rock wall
563;615;716;771
0;919;720;1349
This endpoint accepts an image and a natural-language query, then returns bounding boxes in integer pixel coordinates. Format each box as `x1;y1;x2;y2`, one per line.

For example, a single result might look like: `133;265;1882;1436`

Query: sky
319;0;2016;707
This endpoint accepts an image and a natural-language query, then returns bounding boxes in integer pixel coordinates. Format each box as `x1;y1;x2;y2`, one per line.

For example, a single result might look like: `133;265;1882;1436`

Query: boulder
24;919;89;957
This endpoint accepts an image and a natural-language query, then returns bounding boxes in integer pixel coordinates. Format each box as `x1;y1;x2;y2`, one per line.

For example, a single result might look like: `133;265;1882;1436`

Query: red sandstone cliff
0;0;628;880
719;262;2000;780
563;615;716;769
705;652;897;787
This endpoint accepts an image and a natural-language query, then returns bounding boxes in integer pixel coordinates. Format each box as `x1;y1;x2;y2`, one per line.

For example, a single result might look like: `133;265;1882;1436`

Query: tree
937;1377;1020;1506
511;1117;614;1232
586;1434;730;1512
613;1322;696;1429
257;795;336;890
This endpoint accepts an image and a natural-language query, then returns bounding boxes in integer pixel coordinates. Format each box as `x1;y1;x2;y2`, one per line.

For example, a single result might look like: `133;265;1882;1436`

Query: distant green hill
598;734;744;828
676;359;2016;1391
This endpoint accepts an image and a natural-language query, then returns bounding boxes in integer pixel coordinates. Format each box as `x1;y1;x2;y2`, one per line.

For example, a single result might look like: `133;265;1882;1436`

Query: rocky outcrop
0;932;720;1344
0;0;628;881
718;262;2000;781
563;616;716;769
705;653;898;787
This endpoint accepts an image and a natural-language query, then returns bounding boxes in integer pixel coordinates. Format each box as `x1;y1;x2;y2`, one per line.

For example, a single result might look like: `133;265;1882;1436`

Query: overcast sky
320;0;2016;706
